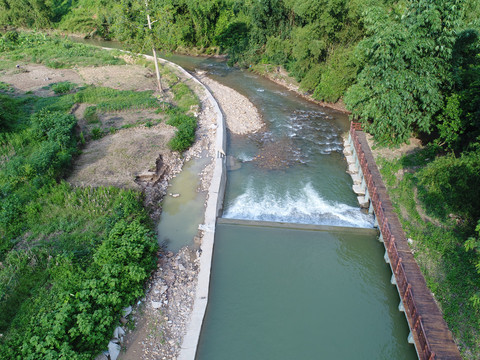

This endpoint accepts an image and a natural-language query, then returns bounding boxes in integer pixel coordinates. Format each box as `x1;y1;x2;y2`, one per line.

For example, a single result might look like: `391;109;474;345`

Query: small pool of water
157;156;210;252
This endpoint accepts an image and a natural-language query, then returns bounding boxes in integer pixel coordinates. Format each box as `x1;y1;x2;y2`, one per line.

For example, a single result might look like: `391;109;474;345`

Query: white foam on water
224;183;374;228
237;152;255;162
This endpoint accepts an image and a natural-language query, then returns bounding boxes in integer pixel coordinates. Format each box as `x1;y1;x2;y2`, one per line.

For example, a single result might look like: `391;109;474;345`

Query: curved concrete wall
100;48;227;359
144;55;227;360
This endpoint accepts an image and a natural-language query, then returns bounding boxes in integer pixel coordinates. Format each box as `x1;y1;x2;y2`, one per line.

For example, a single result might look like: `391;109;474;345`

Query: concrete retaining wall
103;48;227;360
147;56;227;360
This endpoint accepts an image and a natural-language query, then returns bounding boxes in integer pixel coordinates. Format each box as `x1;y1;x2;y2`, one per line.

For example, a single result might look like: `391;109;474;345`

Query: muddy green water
196;224;417;360
156;156;210;252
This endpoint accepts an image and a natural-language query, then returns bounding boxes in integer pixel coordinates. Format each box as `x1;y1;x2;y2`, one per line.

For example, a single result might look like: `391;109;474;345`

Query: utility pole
145;0;163;92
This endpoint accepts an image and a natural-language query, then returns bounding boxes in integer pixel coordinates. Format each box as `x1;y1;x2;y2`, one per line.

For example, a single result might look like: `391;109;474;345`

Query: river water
162;54;415;359
71;38;416;359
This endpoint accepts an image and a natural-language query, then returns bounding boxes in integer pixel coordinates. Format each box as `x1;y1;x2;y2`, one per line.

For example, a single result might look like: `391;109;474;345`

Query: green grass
0;82;14;93
378;149;480;358
0;32;124;69
74;86;158;112
84;106;99;124
51;81;77;94
172;82;198;112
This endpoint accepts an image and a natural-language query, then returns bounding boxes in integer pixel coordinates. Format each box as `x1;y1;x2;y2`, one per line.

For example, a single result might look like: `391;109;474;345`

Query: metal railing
349;122;436;360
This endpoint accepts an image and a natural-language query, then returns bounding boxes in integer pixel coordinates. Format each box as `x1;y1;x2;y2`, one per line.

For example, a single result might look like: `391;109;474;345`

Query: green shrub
84;106;99;124
0;185;157;359
3;31;19;43
0;94;20;131
90;127;103;140
417;150;480;224
0;82;13;93
166;113;197;152
312;45;357;103
51;81;76;94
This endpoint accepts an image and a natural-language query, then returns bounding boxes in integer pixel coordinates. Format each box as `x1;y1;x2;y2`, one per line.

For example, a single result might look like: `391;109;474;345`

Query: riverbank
250;63;349;114
196;73;264;135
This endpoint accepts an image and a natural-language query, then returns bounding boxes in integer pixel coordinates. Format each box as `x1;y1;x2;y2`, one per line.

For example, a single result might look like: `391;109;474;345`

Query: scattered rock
112;327;125;345
197;74;264;134
122;306;132;317
108;341;121;360
151;301;162;309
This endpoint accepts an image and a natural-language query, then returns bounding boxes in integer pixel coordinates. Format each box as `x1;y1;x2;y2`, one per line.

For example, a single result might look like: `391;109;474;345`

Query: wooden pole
145;0;163;92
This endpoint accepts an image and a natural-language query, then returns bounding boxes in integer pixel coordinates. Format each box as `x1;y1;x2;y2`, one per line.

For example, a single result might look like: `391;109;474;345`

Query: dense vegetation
377;149;480;356
0;0;477;144
1;0;480;357
0;32;199;358
0;90;158;358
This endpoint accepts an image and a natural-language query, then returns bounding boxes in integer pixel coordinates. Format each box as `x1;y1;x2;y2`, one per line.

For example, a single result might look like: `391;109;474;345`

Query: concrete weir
217;217;379;235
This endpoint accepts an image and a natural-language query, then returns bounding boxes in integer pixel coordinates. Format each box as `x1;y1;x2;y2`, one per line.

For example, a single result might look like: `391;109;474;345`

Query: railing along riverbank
347;122;460;360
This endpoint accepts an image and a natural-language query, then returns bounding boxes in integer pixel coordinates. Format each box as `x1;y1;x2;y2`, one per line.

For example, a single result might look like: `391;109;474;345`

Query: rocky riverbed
197;73;264;135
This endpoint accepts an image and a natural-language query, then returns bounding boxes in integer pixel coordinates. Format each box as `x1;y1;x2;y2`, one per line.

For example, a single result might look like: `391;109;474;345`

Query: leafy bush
3;31;19;43
0;94;21;131
0;184;157;359
166;113;197;152
84;106;99;124
312;45;357;103
417;150;480;224
90;127;103;140
51;81;76;94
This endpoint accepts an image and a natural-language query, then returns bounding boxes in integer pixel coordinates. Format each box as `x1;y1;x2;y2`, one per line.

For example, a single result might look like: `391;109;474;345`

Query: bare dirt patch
74;107;167;138
366;133;423;162
68;124;176;189
77;65;158;91
0;63;82;96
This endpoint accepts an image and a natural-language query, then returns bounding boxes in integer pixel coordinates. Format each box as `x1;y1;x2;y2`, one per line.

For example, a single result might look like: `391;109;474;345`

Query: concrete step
352;184;365;195
351;172;362;185
347;163;359;174
357;195;369;208
345;155;356;165
343;143;353;156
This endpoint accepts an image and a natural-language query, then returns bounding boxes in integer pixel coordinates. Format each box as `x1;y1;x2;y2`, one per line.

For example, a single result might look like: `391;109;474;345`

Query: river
72;38;416;359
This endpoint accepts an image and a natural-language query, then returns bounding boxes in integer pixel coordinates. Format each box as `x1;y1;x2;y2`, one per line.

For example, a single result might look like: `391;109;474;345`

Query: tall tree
344;0;464;145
